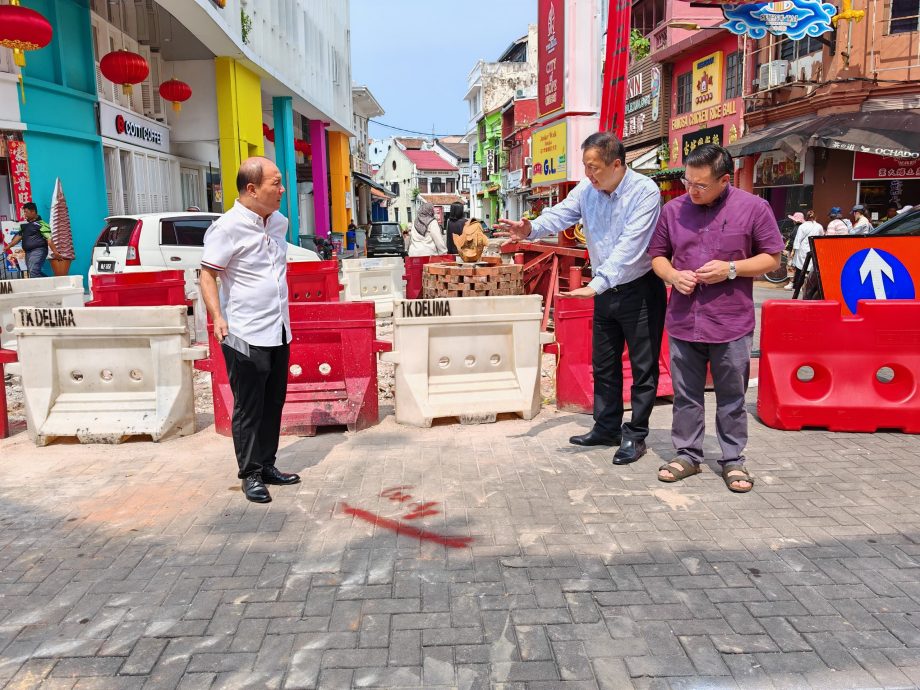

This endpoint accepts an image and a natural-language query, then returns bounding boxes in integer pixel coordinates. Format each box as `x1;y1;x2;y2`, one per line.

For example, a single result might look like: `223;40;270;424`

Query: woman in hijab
408;202;448;256
445;201;466;255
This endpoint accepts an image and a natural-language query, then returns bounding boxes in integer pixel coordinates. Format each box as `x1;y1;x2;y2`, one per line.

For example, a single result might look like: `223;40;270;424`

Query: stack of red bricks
422;262;524;297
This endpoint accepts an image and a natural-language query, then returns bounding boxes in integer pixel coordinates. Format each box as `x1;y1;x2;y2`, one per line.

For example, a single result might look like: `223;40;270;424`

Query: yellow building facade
215;57;264;210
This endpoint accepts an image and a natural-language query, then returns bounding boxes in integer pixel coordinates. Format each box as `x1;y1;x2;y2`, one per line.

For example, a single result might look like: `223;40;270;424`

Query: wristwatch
728;261;737;280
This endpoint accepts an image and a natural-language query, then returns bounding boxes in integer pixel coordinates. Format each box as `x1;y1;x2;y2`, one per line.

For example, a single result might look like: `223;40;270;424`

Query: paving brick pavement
1;392;920;689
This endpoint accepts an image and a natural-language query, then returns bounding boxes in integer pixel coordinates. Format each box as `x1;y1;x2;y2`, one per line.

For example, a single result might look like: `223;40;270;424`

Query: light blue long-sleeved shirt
528;169;662;294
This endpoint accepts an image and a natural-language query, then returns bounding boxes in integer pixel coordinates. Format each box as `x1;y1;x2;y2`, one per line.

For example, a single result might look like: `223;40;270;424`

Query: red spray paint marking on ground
341;504;473;549
341;486;472;549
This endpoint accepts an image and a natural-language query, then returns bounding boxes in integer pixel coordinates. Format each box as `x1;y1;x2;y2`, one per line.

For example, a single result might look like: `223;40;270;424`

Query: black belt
606;269;654;293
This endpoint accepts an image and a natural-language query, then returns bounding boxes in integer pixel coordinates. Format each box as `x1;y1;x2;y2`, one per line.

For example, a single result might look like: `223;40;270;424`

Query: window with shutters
725;51;743;100
676;72;692;114
181;167;201;211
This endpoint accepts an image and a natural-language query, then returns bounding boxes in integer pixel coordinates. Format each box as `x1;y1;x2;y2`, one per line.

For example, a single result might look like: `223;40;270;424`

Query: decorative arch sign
721;0;837;40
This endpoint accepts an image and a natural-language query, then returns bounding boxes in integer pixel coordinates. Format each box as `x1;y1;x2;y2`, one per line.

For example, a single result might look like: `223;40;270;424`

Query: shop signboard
531;121;567;186
99;102;170;154
8;140;31;221
681;126;725;160
623;62;665;144
722;0;838;40
754;148;809;187
853;151;920;180
538;0;565;117
692;52;723;113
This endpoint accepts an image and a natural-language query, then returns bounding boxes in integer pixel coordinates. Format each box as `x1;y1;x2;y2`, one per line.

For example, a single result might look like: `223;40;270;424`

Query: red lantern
158;78;192;112
0;0;52;101
0;0;52;69
100;50;149;96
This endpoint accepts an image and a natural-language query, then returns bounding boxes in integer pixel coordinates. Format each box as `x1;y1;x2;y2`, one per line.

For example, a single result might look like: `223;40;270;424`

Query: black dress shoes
242;476;272;503
569;429;622;447
612;439;647;465
261;465;301;485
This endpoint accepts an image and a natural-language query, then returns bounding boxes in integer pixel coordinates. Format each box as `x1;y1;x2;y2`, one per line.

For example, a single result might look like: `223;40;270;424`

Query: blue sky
350;0;537;140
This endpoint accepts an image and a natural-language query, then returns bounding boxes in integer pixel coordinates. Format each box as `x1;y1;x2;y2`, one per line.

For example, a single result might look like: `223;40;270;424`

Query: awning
726;110;920;158
648;167;685;179
627;144;661;171
353;171;396;197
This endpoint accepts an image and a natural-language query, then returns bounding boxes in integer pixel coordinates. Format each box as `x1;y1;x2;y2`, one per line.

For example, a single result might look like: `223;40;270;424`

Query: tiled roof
419;193;463;206
437;140;469;160
404;150;458;171
395;137;426;150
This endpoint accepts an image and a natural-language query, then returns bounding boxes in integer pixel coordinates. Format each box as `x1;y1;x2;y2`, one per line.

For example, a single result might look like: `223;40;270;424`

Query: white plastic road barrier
7;305;206;445
0;276;84;349
341;257;405;316
381;296;554;427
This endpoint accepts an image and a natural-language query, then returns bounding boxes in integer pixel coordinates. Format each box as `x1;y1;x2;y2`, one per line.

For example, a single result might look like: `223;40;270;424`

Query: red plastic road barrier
87;270;188;307
197;301;392;437
0;348;17;439
758;299;920;433
543;295;673;413
500;241;590;331
403;255;454;299
287;260;342;302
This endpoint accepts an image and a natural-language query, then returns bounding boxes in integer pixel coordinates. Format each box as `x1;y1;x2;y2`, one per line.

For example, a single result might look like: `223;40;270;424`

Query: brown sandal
722;462;754;493
658;457;702;483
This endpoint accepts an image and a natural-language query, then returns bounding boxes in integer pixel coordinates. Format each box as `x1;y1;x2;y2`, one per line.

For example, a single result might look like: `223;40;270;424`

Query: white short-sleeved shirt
201;200;290;347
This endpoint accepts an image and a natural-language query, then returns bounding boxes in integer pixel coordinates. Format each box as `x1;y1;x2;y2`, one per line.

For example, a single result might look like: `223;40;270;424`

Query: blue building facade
20;0;107;279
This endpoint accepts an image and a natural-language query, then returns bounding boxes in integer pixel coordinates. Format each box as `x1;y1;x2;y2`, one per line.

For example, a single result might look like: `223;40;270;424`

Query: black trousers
222;336;289;479
592;270;667;440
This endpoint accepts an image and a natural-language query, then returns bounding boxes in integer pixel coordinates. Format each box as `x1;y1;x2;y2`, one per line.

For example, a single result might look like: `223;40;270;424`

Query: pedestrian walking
199;156;301;504
788;210;823;293
825;207;850;235
408;202;448;256
496;131;666;466
647;144;784;493
2;202;57;278
851;204;874;234
445;201;466;255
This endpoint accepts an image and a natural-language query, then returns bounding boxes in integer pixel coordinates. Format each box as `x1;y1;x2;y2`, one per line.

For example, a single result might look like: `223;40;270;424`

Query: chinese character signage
853;152;920;180
538;0;565;117
692;52;723;113
531;121;567;186
623;62;665;143
681;126;725;159
722;0;837;40
8;140;32;221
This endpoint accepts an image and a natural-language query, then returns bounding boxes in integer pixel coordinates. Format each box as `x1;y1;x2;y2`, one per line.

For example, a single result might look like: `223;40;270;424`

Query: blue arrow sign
840;248;916;314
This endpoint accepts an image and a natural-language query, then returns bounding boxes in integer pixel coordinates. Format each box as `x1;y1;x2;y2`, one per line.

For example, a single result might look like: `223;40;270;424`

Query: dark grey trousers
669;333;753;465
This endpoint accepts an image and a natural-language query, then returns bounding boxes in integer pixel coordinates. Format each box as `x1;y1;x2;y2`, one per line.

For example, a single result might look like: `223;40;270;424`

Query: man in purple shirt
647;144;783;493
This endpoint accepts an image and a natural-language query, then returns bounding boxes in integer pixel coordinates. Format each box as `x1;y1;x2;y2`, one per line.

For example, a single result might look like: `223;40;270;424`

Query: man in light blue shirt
496;132;666;465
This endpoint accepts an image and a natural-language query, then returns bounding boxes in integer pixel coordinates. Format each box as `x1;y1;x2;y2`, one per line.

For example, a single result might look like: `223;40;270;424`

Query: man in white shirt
496;132;666;466
200;157;301;503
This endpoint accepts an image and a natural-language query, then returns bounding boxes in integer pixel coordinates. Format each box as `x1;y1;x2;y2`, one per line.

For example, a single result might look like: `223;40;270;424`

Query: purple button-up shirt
647;186;784;343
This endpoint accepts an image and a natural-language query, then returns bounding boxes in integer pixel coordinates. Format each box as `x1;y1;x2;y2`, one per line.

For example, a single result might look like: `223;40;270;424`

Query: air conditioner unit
759;60;790;89
524;156;533;166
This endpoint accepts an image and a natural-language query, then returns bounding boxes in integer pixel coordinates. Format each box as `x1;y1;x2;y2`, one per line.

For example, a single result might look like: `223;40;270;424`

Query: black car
870;206;920;236
366;222;406;257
